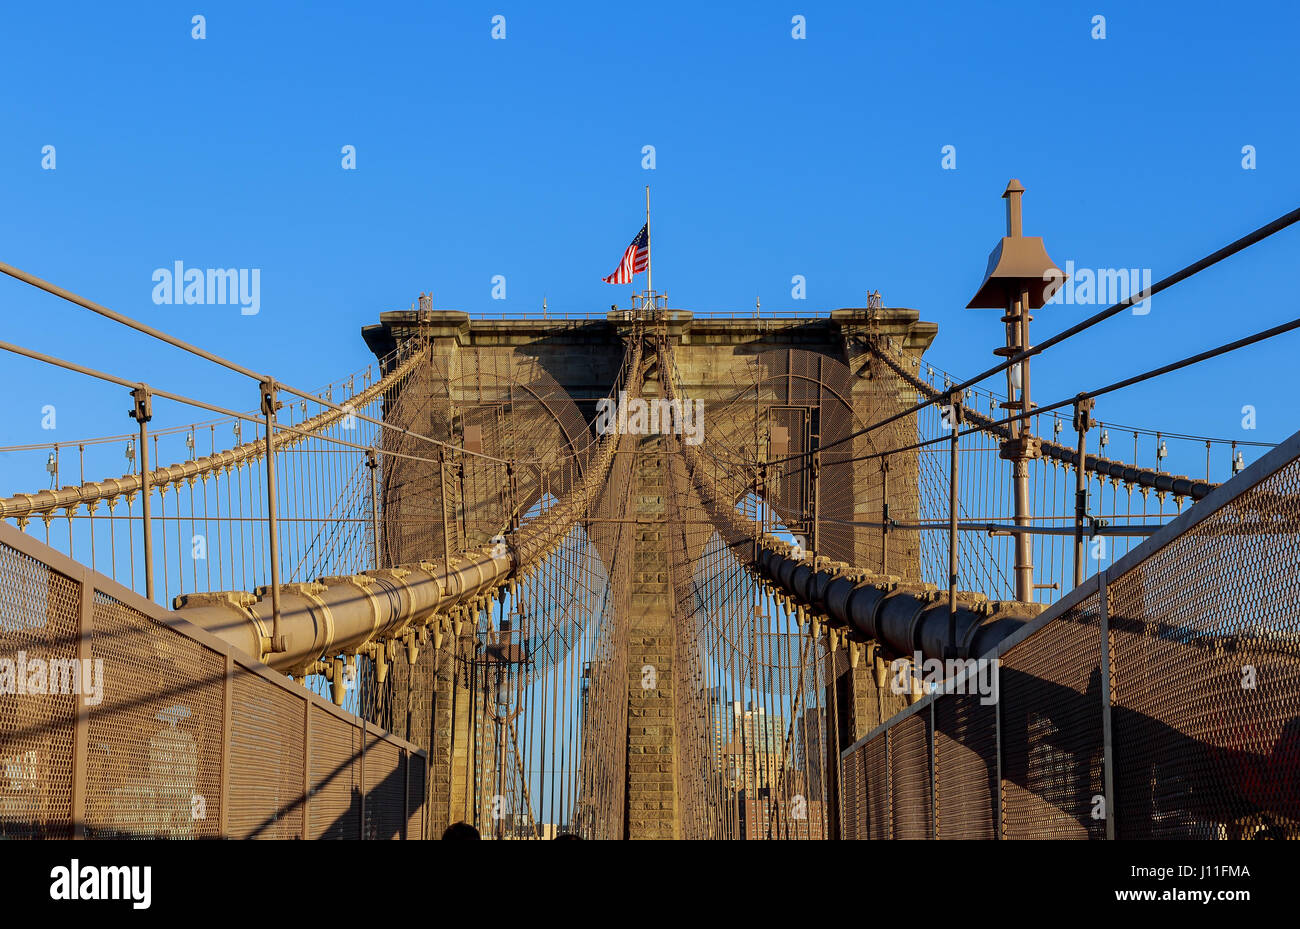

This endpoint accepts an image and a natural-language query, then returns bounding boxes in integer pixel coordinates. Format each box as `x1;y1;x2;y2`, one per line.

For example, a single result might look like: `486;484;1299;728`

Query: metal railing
415;306;874;321
0;522;428;839
839;426;1300;839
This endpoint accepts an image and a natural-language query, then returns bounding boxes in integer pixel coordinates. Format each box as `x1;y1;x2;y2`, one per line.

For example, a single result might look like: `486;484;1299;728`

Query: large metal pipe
658;342;1040;663
173;336;645;674
751;542;1038;661
175;550;510;673
0;345;429;522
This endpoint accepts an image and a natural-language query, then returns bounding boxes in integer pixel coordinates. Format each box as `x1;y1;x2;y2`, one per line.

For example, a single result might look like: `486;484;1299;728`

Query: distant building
709;699;786;791
794;707;827;802
738;790;827;840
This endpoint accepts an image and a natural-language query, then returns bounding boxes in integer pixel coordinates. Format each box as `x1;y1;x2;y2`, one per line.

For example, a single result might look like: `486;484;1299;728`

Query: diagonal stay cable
761;203;1300;467
825;313;1300;467
0;259;510;463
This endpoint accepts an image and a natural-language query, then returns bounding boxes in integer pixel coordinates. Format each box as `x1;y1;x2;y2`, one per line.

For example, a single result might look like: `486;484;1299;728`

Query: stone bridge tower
359;306;936;838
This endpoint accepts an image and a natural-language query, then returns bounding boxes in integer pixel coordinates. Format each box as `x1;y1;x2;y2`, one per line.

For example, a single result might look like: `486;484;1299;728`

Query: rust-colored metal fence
839;429;1300;840
0;523;427;839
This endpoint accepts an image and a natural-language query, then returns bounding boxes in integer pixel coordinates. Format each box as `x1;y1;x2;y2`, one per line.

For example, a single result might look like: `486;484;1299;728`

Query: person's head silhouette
441;821;480;840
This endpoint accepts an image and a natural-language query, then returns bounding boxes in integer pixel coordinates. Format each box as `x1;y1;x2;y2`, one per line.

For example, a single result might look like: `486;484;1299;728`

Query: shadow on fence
0;522;428;840
839;428;1300;840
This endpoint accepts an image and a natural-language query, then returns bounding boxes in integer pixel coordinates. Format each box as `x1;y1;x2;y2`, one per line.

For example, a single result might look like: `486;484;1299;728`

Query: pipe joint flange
269;580;335;659
174;588;259;612
173;589;268;653
366;566;411;582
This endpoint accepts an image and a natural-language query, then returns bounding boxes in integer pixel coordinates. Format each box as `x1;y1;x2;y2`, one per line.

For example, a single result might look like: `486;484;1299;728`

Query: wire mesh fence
4;299;1295;842
838;430;1300;839
0;523;427;840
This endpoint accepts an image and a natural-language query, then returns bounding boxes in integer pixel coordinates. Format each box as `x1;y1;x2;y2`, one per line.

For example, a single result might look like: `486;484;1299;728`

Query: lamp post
966;180;1067;601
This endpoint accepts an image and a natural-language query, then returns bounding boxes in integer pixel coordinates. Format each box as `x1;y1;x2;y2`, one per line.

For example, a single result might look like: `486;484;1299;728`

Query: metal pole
366;449;381;570
946;392;962;656
439;451;452;564
1006;183;1023;238
1019;284;1032;418
1099;571;1115;838
1016;282;1036;601
261;379;285;652
1073;394;1095;588
129;385;154;601
930;699;937;840
994;659;1003;839
1003;183;1036;602
810;450;821;558
645;185;652;300
1012;458;1034;601
880;457;890;575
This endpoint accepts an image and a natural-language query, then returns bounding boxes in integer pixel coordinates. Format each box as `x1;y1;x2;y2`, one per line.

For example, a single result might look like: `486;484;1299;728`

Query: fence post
358;718;367;838
1099;570;1116;839
219;653;232;838
71;568;93;838
885;728;894;840
403;748;410;841
930;699;937;840
302;695;312;840
995;659;1004;840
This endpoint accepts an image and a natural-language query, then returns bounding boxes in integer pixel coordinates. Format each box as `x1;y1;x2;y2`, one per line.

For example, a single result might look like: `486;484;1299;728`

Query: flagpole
645;185;652;304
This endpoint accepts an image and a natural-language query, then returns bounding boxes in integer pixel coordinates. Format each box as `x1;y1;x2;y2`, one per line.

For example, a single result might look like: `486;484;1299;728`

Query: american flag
602;224;649;284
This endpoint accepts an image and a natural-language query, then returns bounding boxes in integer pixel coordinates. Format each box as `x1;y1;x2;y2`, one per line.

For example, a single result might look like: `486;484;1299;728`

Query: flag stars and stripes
602;224;649;284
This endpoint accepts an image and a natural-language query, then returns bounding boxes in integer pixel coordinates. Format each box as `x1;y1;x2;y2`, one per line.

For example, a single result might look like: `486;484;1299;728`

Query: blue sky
2;0;1297;486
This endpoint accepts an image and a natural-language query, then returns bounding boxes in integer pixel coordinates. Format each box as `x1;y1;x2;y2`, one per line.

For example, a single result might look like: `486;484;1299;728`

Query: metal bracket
1073;393;1095;434
943;389;965;428
128;385;153;424
260;378;283;416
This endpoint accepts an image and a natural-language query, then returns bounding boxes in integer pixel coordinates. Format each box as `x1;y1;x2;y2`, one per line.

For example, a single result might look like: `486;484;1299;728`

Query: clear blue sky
2;0;1297;486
